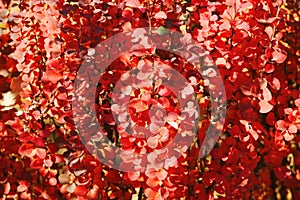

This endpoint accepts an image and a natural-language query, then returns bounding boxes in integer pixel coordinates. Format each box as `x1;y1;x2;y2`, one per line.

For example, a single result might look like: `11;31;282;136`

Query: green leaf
156;26;169;36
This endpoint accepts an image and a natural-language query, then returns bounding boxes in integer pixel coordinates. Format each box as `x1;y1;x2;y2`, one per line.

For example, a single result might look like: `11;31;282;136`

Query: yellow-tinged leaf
9;6;20;14
0;23;7;29
180;25;187;34
0;91;17;107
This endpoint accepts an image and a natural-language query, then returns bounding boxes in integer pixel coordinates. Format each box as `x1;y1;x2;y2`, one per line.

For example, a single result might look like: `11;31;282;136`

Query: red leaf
265;64;275;73
147;135;159;149
145;188;162;199
122;8;133;19
7;117;23;131
125;0;141;8
49;178;57;186
274;166;292;180
146;177;160;187
264;26;273;39
18;143;36;157
44;70;63;83
283;132;294;141
10;76;22;92
288;124;297;134
36;148;46;159
74;185;88;196
127;171;140;181
129;98;148;112
276;120;286;131
269;78;281;90
259;100;273;113
157;86;171;96
30;158;44;169
295;99;300;108
266;112;275;126
272;50;287;63
262;88;272;101
154;11;167;19
17;180;29;192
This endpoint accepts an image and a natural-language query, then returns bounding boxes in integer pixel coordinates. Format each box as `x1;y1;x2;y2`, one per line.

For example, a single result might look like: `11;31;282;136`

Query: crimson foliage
0;0;299;199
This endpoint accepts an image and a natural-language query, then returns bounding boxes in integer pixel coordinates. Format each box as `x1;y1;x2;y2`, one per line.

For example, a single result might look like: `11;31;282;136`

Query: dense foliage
0;0;299;199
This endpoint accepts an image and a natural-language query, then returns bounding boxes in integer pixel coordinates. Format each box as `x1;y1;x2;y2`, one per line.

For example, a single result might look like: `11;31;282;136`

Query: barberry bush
0;0;299;199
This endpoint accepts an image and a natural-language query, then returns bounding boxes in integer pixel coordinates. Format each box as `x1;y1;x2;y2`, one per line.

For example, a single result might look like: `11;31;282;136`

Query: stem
138;187;143;200
261;0;282;78
148;1;152;33
147;0;157;34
